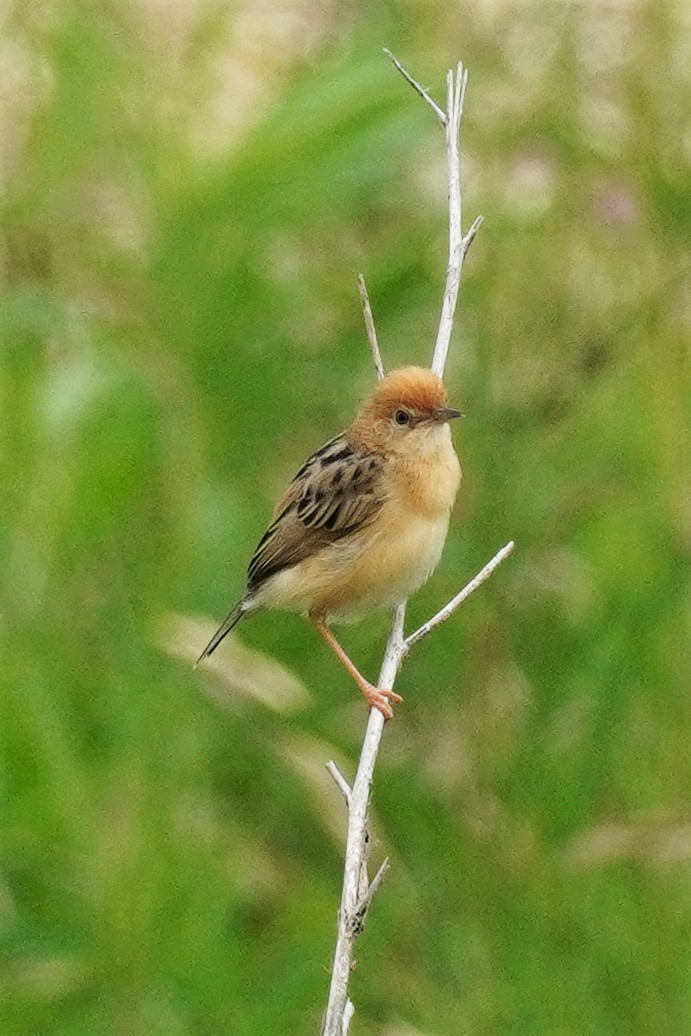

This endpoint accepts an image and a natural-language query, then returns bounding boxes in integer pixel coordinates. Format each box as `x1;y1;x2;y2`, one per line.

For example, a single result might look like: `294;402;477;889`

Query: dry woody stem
321;53;513;1035
357;274;385;381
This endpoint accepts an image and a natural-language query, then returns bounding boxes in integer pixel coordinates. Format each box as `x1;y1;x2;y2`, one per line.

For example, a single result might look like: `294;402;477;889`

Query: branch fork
321;53;513;1036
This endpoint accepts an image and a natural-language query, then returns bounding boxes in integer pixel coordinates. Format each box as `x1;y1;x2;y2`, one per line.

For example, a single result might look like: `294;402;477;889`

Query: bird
196;365;462;719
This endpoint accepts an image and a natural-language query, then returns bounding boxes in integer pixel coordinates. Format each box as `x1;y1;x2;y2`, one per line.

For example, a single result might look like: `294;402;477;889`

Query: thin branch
342;1002;355;1035
322;605;405;1035
326;760;352;805
463;213;484;254
323;542;514;1031
405;541;515;651
322;56;508;1036
356;857;390;924
357;274;385;380
432;63;468;377
383;48;447;126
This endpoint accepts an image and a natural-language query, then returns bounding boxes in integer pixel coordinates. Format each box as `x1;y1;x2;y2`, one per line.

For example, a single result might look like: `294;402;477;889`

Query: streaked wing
246;434;386;591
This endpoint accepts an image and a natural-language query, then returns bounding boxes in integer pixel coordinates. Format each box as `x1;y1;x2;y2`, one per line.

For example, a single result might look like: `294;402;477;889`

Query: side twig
383;48;447;125
357;274;385;380
321;54;509;1036
405;541;515;651
326;761;352;805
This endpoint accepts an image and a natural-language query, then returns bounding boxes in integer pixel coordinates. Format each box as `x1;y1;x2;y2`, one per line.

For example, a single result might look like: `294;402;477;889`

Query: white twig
385;54;481;378
342;1002;355;1035
432;63;467;377
405;541;515;651
463;213;484;254
326;760;352;805
360;857;390;918
322;55;508;1036
322;605;405;1036
383;48;447;125
357;274;385;380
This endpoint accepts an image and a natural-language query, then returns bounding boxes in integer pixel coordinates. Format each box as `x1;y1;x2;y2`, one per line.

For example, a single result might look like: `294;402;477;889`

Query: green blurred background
1;1;690;1033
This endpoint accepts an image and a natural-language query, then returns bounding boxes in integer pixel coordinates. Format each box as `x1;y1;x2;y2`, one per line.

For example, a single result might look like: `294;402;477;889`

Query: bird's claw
361;682;403;721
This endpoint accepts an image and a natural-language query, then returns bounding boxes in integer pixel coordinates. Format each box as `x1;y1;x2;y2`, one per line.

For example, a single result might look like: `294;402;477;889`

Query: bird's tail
195;601;247;667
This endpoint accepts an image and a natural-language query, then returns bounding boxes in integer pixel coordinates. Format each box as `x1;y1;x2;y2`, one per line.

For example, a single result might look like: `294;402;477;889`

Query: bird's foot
360;682;403;721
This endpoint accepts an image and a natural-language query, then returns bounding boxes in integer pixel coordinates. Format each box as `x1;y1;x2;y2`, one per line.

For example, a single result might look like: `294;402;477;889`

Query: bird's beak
433;407;463;424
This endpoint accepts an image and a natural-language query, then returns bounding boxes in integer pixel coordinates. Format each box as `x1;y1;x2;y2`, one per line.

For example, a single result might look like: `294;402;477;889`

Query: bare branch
357;274;385;380
463;213;484;255
342;1001;355;1035
382;53;481;377
326;760;352;806
346;857;391;938
322;605;405;1034
356;856;390;923
383;49;447;126
405;542;515;651
322;57;507;1036
432;63;468;377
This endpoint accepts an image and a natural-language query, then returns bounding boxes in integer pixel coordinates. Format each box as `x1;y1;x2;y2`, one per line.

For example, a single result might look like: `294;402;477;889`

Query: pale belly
258;505;451;623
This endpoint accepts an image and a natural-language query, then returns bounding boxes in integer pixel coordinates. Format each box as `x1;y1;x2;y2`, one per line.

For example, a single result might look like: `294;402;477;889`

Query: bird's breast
312;504;453;621
393;422;461;518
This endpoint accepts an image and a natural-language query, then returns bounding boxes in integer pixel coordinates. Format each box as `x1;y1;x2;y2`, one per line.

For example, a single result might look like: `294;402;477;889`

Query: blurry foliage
1;0;690;1033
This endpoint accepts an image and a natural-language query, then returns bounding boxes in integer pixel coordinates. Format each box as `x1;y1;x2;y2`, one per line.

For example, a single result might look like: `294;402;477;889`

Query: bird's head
351;366;462;452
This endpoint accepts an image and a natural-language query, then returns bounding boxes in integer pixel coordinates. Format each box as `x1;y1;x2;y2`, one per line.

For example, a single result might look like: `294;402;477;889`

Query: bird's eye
394;409;410;426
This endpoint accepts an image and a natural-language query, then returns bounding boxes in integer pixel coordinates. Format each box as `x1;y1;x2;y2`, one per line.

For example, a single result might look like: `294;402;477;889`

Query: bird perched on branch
197;366;462;719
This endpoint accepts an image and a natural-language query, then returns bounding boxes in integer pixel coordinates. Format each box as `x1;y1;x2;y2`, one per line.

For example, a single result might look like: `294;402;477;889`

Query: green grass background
1;1;690;1033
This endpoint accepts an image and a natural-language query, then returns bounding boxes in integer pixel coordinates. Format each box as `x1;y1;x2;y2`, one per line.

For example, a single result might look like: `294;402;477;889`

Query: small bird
197;366;462;719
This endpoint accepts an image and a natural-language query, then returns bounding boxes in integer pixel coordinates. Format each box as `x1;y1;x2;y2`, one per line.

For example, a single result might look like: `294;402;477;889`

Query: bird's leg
310;617;403;721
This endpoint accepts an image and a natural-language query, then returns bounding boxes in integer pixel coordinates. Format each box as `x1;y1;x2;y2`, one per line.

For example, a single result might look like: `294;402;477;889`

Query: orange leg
311;617;403;721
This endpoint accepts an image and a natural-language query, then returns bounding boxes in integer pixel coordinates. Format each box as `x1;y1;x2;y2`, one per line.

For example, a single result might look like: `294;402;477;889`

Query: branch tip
326;761;352;805
383;48;447;126
357;274;385;380
463;214;484;255
343;1001;355;1035
351;857;390;934
367;857;390;901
